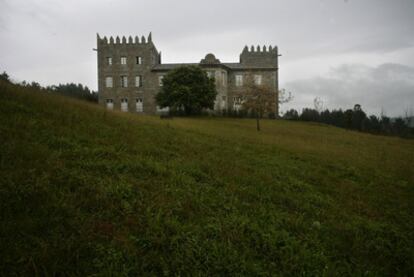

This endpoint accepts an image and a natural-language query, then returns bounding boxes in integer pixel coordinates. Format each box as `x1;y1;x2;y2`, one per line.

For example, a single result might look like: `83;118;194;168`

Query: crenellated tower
96;32;161;67
239;45;278;67
96;32;162;113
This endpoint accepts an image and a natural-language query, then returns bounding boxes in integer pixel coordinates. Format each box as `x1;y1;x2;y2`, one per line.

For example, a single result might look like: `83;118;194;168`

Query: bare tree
279;88;293;104
313;97;324;113
242;80;277;131
278;88;294;116
404;107;414;127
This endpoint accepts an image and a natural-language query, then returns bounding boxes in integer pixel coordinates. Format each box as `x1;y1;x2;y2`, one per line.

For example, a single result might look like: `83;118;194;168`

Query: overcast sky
1;0;413;116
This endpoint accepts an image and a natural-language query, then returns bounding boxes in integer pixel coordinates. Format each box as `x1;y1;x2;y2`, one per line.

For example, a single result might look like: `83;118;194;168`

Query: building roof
151;62;277;72
222;63;277;70
152;63;198;71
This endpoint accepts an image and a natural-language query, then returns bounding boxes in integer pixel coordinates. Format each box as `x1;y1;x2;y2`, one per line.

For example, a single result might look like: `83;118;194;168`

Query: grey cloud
283;63;414;117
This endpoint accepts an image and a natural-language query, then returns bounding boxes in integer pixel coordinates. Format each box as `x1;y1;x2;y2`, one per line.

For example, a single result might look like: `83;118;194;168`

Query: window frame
235;75;243;87
120;75;128;88
254;74;262;85
121;98;128;112
136;98;143;112
135;75;142;87
105;76;113;88
158;75;164;87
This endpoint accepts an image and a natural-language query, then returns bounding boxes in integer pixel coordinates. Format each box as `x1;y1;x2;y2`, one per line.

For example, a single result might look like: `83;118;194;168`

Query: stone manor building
96;33;279;115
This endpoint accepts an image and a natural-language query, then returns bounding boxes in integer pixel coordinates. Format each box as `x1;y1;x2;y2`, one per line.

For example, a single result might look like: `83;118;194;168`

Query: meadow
0;81;413;276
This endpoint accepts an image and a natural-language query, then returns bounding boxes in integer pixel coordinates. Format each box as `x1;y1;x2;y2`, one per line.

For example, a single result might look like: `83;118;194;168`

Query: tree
320;109;331;124
351;104;367;131
48;83;98;102
344;109;353;129
155;66;217;115
380;115;392;134
242;80;277;131
392;118;408;136
368;115;381;133
278;88;293;115
300;108;320;122
313;97;324;113
0;71;10;83
330;109;345;127
283;109;299;120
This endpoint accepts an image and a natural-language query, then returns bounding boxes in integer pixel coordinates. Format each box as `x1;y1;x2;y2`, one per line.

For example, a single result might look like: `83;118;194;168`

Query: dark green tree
392;118;409;136
0;71;10;83
344;109;354;129
155;66;217;115
300;108;320;122
283;109;299;120
46;83;98;102
368;115;381;133
351;104;367;130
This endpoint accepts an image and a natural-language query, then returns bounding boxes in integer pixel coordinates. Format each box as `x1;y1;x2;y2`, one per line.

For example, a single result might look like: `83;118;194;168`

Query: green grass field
1;81;413;276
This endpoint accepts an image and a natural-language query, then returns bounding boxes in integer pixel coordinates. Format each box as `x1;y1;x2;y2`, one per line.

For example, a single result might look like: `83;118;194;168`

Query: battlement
240;45;278;67
242;45;278;53
97;32;153;46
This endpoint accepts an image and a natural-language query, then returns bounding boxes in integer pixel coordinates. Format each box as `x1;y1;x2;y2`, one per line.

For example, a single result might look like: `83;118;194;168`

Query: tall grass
1;81;413;276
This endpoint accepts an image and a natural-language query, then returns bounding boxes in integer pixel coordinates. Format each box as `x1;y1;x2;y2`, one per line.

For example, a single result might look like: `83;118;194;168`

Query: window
222;71;226;86
105;77;113;88
233;97;242;111
156;106;170;113
158;75;164;86
221;96;226;110
136;98;143;112
207;71;213;78
136;56;142;65
233;97;244;104
121;98;128;112
105;99;114;110
235;75;243;87
106;57;112;65
120;76;128;87
254;75;262;85
121;56;127;65
135;76;142;87
215;71;220;80
233;97;240;103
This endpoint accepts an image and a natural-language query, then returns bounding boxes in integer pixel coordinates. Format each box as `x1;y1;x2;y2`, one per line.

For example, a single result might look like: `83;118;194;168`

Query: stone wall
96;34;279;116
227;69;278;115
239;45;278;67
97;34;161;113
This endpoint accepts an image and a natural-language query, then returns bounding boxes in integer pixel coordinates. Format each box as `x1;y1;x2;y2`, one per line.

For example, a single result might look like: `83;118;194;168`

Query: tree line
283;104;414;138
3;69;412;138
0;71;97;102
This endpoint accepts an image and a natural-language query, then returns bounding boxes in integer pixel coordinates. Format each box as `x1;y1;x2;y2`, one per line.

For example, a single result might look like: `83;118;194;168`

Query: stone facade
96;33;279;115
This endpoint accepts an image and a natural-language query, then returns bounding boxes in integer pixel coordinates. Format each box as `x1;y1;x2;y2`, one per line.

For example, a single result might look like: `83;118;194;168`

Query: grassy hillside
1;81;413;276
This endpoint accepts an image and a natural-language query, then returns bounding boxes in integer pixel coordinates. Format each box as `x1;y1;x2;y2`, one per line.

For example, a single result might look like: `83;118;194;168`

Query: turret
96;32;161;68
240;44;278;67
96;32;155;46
